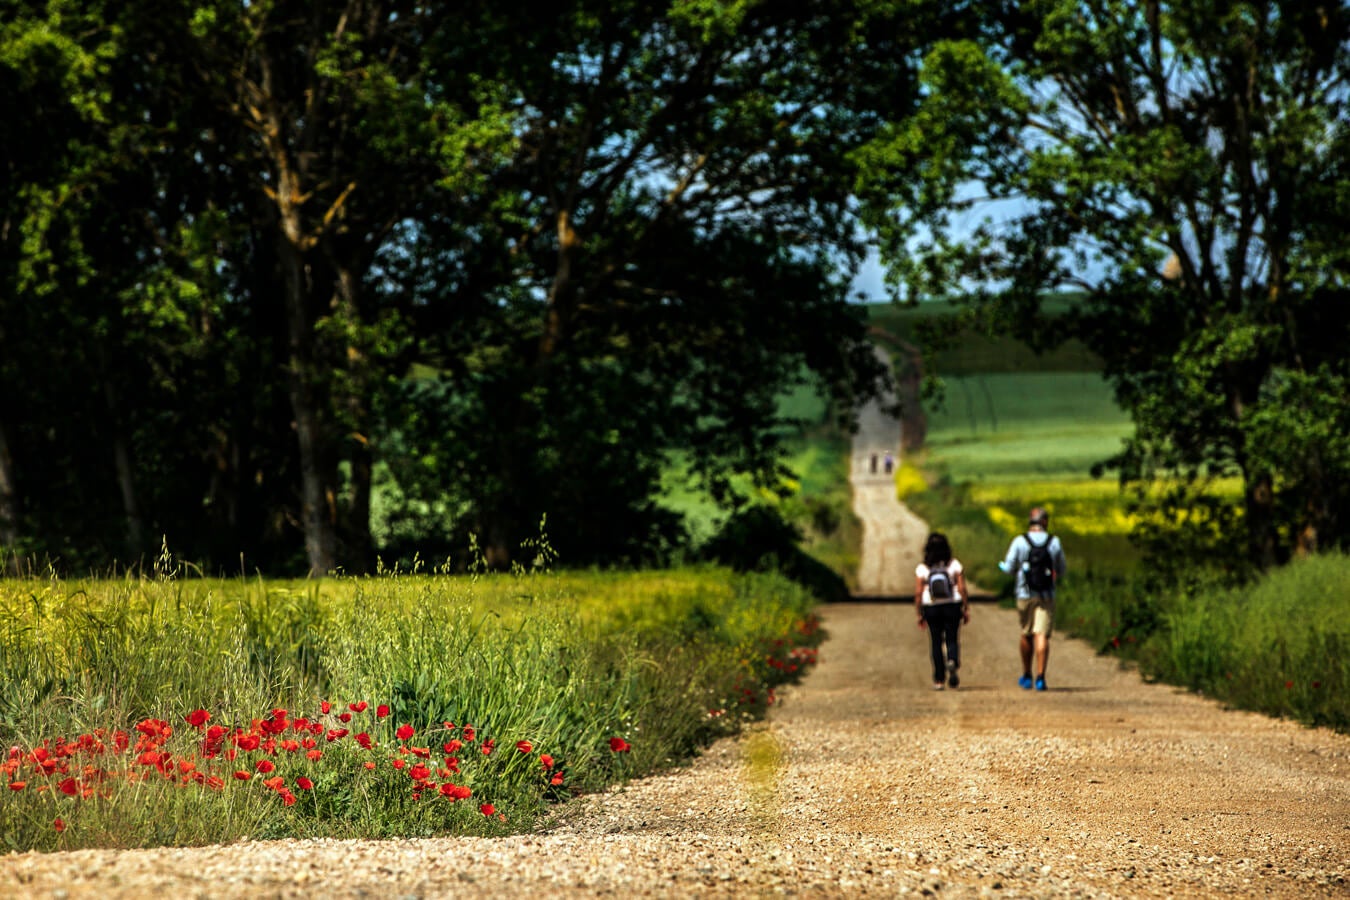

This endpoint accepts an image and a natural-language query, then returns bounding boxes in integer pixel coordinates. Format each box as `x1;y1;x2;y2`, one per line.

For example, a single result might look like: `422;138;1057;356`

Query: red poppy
376;705;390;719
540;754;554;769
306;750;323;761
409;763;431;781
8;781;25;791
608;737;631;753
320;701;332;714
185;709;211;729
53;818;65;833
363;761;376;770
443;739;463;754
338;712;352;724
355;733;374;750
392;759;407;770
1285;680;1295;690
255;759;276;774
396;724;415;741
350;701;368;713
296;777;314;790
515;740;533;754
262;776;285;791
479;803;495;816
462;726;476;741
481;739;495;756
550;772;564;786
281;790;297;807
233;771;252;781
58;777;78;796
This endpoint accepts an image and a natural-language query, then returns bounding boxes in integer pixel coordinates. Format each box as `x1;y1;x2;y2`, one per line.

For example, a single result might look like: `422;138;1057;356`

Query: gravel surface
3;368;1346;899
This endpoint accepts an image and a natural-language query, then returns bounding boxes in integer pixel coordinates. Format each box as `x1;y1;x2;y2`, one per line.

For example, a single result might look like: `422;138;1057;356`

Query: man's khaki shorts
1017;594;1055;637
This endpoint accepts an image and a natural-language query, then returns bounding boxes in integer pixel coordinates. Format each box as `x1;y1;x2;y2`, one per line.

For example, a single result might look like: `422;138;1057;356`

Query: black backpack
927;563;954;600
1024;534;1055;592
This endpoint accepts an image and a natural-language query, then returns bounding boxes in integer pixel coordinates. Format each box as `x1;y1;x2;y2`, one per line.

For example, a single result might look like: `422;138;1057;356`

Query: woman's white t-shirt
916;558;964;605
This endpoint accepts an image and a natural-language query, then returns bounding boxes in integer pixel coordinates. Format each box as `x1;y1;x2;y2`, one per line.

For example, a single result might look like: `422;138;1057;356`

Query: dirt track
1;358;1347;898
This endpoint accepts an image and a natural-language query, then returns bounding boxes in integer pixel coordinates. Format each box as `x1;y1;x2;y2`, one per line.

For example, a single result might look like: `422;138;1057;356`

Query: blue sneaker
1018;675;1033;690
1034;676;1047;691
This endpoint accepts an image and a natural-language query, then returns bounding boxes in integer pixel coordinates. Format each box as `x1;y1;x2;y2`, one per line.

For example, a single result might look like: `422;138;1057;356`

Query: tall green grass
1147;554;1350;730
0;566;821;850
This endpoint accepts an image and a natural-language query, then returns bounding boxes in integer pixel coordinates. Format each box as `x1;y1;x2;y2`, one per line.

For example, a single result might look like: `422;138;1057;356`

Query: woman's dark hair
923;532;952;567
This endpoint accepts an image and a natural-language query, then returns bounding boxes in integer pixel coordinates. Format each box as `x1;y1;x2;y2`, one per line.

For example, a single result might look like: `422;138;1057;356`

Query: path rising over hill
2;358;1347;898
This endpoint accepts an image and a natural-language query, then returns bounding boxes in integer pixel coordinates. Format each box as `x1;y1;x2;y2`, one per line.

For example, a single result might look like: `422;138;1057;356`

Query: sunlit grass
0;566;822;850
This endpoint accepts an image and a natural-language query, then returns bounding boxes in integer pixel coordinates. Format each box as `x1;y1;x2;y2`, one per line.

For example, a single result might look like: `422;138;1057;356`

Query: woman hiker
914;532;970;690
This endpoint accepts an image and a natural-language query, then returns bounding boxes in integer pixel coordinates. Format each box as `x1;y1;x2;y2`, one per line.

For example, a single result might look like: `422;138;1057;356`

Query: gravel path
3;363;1347;899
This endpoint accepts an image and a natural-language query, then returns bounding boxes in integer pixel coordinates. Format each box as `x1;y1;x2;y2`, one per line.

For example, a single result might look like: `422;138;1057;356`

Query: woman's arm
957;570;971;624
914;574;926;628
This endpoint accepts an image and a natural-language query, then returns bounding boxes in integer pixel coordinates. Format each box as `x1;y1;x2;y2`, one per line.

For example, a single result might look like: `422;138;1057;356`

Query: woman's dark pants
921;603;963;683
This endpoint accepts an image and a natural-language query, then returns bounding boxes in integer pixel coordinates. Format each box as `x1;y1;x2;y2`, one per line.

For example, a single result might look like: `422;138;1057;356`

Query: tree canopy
855;0;1350;570
3;0;944;573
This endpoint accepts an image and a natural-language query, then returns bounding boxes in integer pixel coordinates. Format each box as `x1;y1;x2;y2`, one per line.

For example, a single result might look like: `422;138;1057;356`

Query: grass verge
0;566;822;851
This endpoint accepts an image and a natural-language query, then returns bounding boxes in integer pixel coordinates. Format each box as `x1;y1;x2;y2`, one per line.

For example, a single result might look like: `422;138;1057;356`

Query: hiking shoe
1034;676;1047;692
946;659;960;689
1018;675;1033;690
933;681;946;691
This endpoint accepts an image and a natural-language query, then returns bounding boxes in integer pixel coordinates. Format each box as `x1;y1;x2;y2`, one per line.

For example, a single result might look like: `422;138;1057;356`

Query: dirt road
2;358;1347;898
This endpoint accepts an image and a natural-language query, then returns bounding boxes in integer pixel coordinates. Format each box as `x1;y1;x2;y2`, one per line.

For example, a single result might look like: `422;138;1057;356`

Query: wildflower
58;778;78;796
439;783;471;800
1285;680;1295;690
515;740;533;754
392;759;407;770
481;739;495;756
609;737;631;753
320;701;332;714
255;760;276;774
550;772;564;786
185;709;211;729
355;733;374;750
53;818;65;833
280;790;297;807
306;750;323;762
443;739;463;754
350;701;368;713
262;776;286;791
376;705;390;719
363;761;376;770
338;713;352;724
408;763;431;781
540;754;554;769
296;777;314;790
396;724;415;741
233;771;252;781
8;781;25;791
480;803;495;816
462;725;475;741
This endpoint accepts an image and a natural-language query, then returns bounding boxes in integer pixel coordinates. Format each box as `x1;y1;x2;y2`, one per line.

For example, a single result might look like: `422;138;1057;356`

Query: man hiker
1001;507;1066;691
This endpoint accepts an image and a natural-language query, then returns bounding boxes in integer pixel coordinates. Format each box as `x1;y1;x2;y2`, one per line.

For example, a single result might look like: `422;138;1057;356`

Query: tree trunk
334;265;373;573
1244;471;1277;570
278;236;338;575
98;350;145;559
0;413;19;572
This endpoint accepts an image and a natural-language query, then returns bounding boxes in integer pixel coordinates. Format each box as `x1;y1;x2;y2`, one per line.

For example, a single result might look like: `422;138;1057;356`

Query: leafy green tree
380;0;939;566
855;0;1350;569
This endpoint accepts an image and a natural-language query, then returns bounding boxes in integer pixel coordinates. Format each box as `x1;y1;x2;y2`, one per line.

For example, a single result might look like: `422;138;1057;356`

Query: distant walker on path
1001;507;1066;692
915;532;970;690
